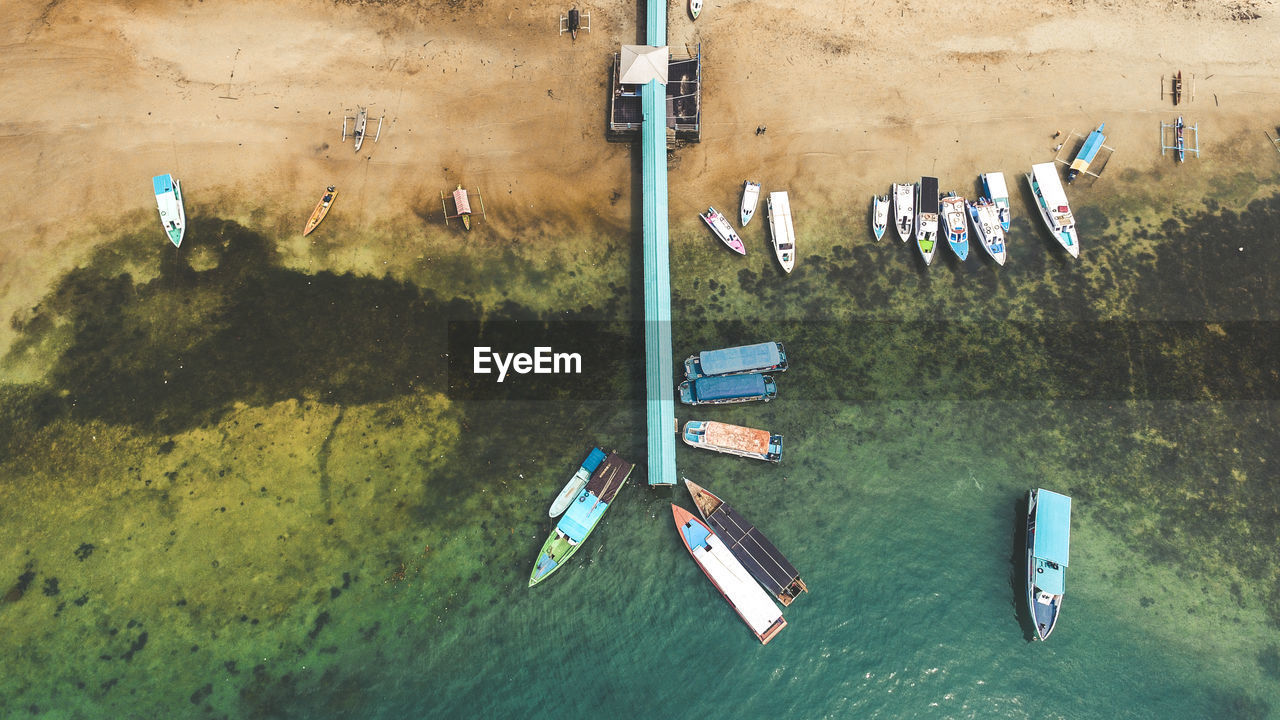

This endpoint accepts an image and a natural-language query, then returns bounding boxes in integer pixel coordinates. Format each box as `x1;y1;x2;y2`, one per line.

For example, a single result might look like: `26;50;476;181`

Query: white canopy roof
619;45;668;85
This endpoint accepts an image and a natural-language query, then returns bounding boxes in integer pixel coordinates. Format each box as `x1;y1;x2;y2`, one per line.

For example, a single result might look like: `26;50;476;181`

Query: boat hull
1025;488;1072;640
980;173;1012;232
892;183;914;243
871;195;889;241
303;187;336;236
740;181;760;226
701;206;746;255
766;191;796;273
940;195;969;260
153;174;186;248
1026;164;1080;258
967;200;1006;266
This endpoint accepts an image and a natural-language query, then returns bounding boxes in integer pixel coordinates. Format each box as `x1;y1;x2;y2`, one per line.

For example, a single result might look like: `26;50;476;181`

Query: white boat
871;194;889;242
700;207;746;255
1026;163;1080;258
766;191;796;273
681;420;783;462
152;174;186;248
980;172;1011;231
740;181;761;226
689;0;702;19
549;448;607;517
967;198;1007;266
940;193;969;261
914;177;940;266
892;183;914;243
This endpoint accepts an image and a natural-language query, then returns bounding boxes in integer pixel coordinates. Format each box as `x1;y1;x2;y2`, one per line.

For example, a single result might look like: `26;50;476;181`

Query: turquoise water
1;169;1279;718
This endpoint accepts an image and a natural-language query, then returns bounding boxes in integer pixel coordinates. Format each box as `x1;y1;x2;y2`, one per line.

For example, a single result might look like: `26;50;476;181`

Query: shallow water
1;166;1279;718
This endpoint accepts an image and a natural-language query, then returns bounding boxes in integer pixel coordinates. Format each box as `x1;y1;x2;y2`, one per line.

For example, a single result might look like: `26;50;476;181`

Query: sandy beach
3;0;1280;359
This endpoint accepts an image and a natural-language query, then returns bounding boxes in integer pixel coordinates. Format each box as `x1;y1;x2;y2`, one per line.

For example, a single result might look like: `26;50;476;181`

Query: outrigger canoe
303;186;336;236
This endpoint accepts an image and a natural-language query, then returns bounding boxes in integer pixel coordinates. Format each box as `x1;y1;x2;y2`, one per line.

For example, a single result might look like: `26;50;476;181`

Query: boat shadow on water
1008;493;1037;643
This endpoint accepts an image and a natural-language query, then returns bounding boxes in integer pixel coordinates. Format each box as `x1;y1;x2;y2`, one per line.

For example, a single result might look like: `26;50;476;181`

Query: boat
1026;163;1080;258
689;0;702;20
351;106;368;152
740;181;761;226
152;174;186;248
1175;116;1187;163
700;206;746;255
681;421;782;462
1067;123;1107;184
529;452;635;586
940;193;969;260
683;341;787;380
892;182;915;242
548;447;608;517
567;7;581;40
967;198;1007;266
684;479;808;606
1172;70;1183;106
914;177;940;265
766;191;796;273
1026;488;1072;640
678;373;777;406
671;504;787;644
303;186;337;236
980;172;1011;231
871;194;889;242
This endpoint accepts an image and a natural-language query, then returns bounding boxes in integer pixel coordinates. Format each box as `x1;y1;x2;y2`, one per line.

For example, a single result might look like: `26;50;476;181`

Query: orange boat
303;186;336;236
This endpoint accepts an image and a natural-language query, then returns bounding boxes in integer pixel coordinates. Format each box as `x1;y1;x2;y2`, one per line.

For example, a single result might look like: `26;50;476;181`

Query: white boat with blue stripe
152;174;186;248
1026;488;1072;640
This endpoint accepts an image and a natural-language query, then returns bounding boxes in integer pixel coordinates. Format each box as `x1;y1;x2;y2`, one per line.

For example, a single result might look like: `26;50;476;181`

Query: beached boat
940;193;969;260
892;183;915;243
967;198;1007;266
914;177;940;266
700;206;746;255
689;0;702;20
351;106;368;152
1067;123;1107;184
871;194;890;242
678;373;777;406
548;447;608;517
1026;163;1080;258
1026;488;1072;640
766;191;796;273
530;452;635;586
683;341;787;380
671;504;787;644
682;421;782;462
152;173;186;248
685;479;808;606
303;186;337;237
980;172;1011;232
740;181;761;226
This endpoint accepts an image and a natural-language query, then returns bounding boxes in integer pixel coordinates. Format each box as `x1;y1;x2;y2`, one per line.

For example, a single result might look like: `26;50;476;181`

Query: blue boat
678;373;777;405
940;193;969;260
548;447;608;517
683;341;787;380
1026;488;1072;640
152;173;186;248
530;452;635;587
1067;123;1106;184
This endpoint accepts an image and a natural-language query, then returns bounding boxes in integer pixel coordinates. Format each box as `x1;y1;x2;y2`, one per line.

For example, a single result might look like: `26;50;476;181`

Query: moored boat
683;341;787;380
700;206;746;255
529;452;635;586
684;479;808;606
152;173;186;248
303;186;337;236
1026;163;1080;257
940;192;969;260
892;182;915;242
967;198;1007;266
689;0;702;20
1067;123;1107;184
740;181;761;226
549;447;608;517
915;177;940;265
678;373;777;406
871;194;890;241
766;191;796;273
1026;488;1072;640
980;172;1011;231
682;421;782;462
672;504;787;644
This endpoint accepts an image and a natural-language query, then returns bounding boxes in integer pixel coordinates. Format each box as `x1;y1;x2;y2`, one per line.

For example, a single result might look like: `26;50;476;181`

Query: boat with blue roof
529;452;635;587
152;173;186;248
548;447;608;517
1067;123;1107;184
682;420;782;462
1026;488;1072;640
685;479;807;606
678;373;776;405
671;504;787;644
683;341;787;380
